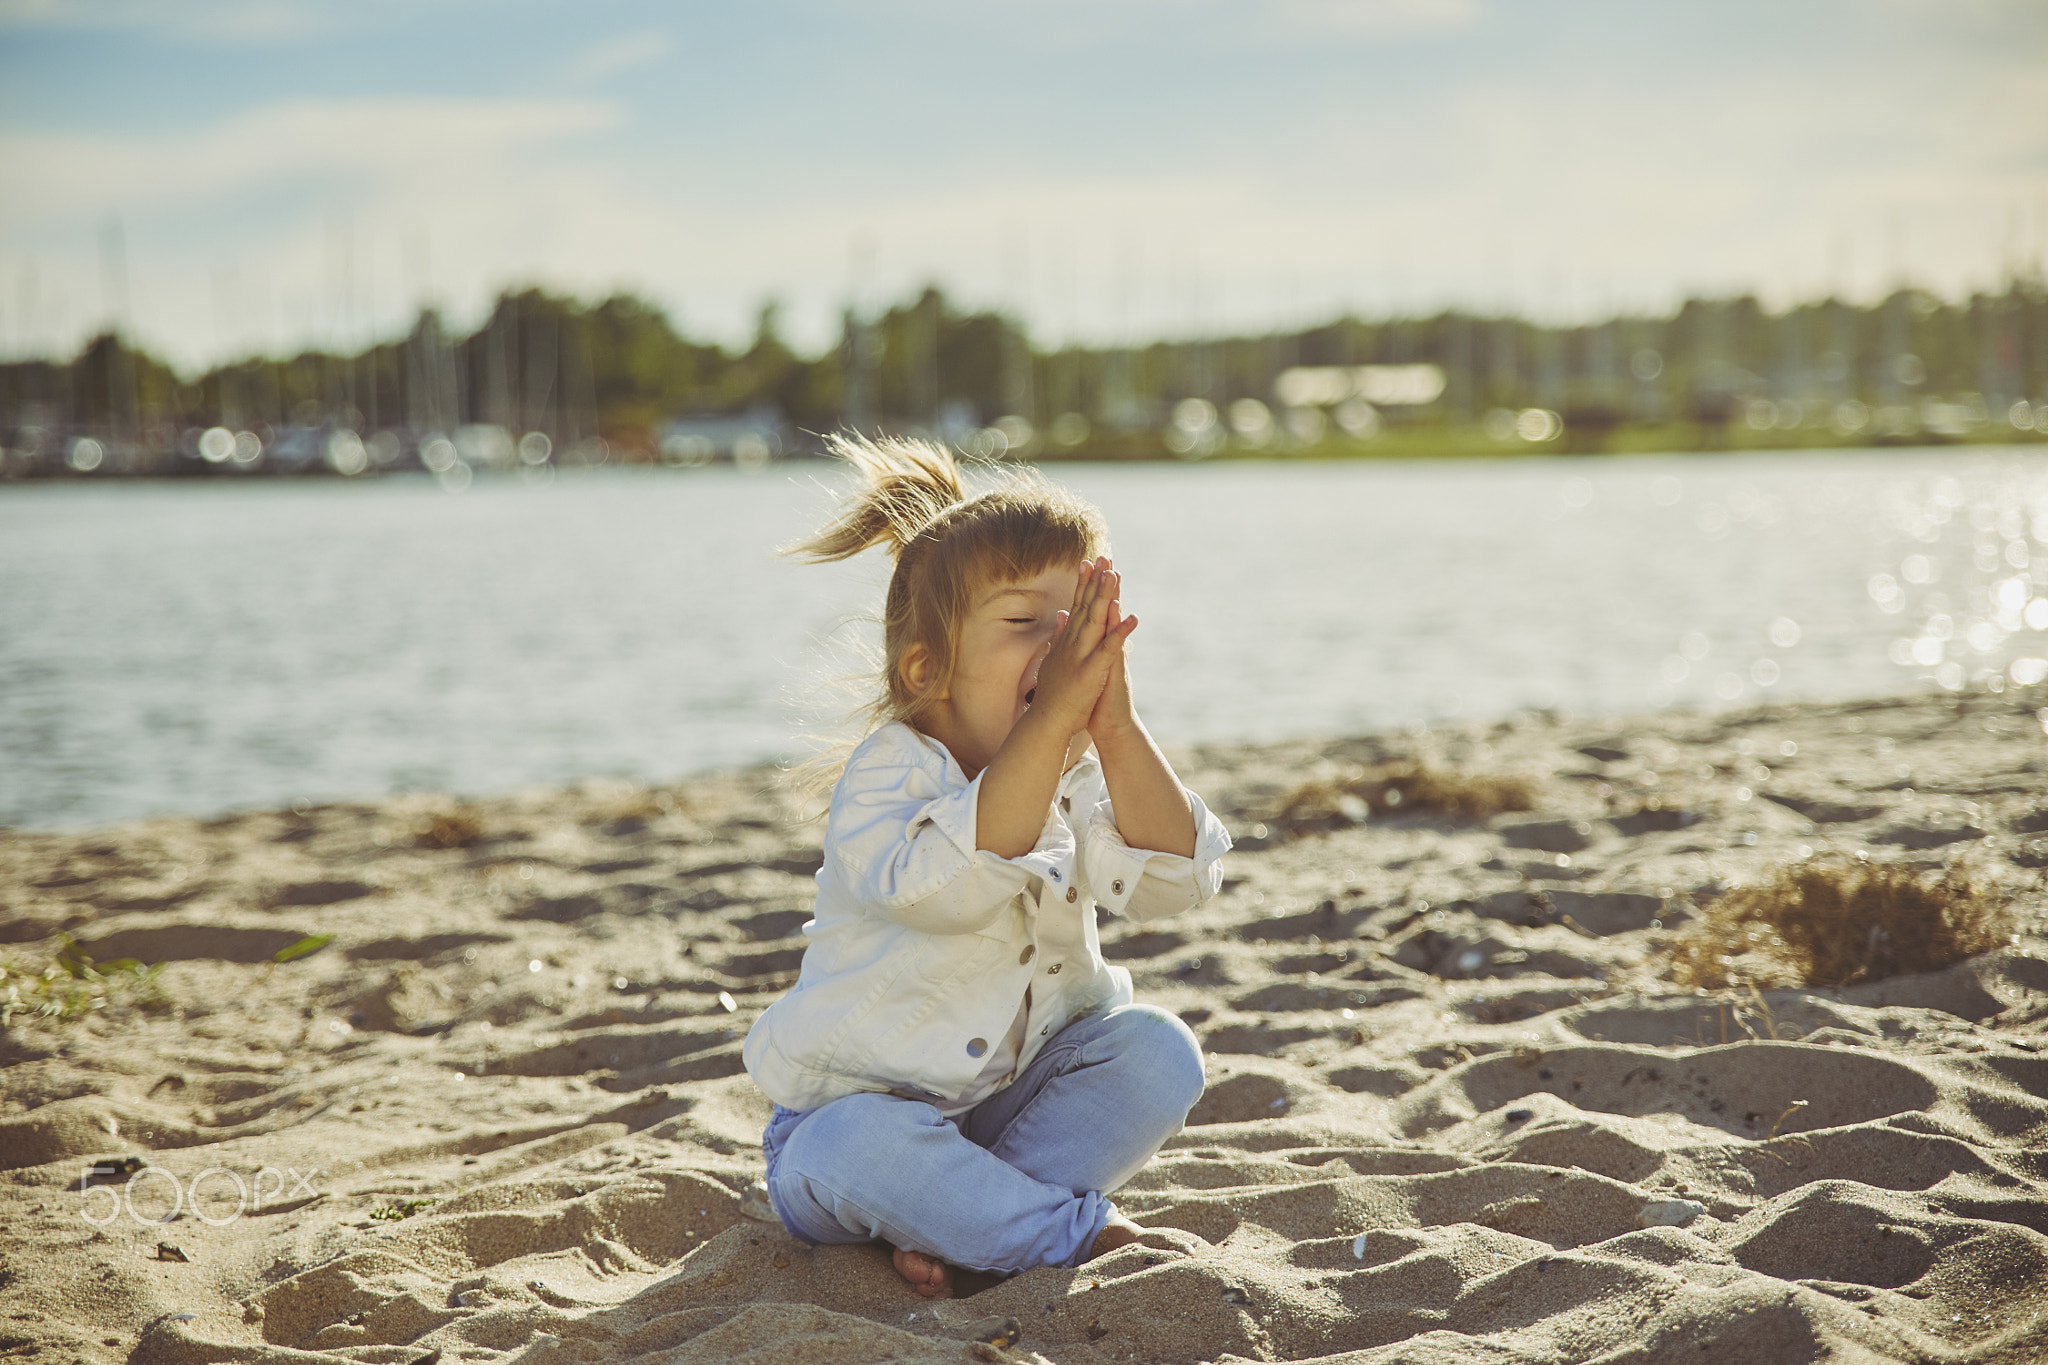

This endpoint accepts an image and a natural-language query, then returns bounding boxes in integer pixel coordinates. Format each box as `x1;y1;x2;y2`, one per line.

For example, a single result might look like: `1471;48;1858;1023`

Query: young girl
743;434;1231;1298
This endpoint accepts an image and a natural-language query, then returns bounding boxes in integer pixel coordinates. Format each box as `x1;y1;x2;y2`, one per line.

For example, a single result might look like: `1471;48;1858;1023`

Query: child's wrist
1088;714;1148;755
1032;683;1093;738
1016;700;1089;752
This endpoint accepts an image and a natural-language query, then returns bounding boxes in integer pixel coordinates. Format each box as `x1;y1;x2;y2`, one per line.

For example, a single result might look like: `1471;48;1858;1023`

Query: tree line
3;278;2044;464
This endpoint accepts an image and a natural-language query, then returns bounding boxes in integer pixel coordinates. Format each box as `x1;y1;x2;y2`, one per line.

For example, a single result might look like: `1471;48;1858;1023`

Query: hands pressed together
1030;556;1141;748
973;556;1197;862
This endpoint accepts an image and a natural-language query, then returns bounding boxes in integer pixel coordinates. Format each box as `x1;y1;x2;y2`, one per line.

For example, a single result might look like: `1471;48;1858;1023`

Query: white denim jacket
743;721;1231;1112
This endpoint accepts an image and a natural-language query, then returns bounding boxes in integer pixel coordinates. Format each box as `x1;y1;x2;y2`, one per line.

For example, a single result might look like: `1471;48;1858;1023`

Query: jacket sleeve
828;738;1073;936
1081;787;1231;923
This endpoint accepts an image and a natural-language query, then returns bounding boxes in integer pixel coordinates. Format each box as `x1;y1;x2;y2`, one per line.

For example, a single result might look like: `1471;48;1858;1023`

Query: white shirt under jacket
742;721;1232;1114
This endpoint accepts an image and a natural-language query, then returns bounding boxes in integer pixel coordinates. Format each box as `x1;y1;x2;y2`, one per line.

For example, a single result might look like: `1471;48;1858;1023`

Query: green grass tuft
2;935;168;1026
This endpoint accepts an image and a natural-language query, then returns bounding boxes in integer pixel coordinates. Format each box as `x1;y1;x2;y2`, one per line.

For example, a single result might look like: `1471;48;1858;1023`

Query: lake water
4;448;2045;828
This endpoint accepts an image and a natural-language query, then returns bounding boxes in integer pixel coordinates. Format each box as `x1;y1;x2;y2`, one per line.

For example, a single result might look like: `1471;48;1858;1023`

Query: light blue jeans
761;1004;1204;1274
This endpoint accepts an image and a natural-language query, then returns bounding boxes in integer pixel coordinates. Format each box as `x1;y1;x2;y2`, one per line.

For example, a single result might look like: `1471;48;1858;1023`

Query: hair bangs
947;494;1105;603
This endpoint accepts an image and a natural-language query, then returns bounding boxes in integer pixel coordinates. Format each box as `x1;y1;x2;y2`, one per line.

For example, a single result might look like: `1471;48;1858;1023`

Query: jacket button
1111;879;1124;894
966;1037;988;1058
1065;886;1078;903
1048;963;1061;974
1020;944;1036;964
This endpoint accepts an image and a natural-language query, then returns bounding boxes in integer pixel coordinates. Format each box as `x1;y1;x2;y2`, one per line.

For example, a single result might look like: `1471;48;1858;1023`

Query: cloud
569;28;675;83
0;93;653;364
1274;0;1481;37
0;0;345;41
819;0;1483;53
0;96;624;227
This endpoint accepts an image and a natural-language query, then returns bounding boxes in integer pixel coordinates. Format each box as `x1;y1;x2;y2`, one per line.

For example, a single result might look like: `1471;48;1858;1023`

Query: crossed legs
763;1004;1204;1294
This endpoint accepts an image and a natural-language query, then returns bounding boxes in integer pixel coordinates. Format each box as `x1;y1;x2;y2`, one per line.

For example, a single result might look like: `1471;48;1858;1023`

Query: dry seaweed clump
416;808;483;849
1662;858;2014;990
1281;761;1536;833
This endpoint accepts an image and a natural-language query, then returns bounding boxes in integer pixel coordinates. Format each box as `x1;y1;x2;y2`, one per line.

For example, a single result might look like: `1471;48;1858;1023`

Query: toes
1132;1225;1209;1257
892;1247;955;1298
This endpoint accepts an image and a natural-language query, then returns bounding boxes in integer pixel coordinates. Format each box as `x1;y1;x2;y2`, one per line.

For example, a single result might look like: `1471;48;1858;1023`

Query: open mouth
1024;687;1036;705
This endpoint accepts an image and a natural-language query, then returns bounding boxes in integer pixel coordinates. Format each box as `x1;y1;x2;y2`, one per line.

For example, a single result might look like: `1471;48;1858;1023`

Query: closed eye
1004;617;1038;625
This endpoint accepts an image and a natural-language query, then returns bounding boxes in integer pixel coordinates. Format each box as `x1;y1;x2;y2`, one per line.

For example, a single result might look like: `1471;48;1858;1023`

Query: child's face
919;560;1081;777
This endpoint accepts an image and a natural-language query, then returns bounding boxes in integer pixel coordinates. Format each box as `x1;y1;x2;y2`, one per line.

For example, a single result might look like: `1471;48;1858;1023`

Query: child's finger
1066;565;1096;628
1071;572;1110;644
1085;569;1118;628
1087;613;1135;667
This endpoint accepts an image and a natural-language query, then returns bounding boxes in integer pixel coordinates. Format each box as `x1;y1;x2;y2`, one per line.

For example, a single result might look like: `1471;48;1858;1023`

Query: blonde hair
790;432;1108;739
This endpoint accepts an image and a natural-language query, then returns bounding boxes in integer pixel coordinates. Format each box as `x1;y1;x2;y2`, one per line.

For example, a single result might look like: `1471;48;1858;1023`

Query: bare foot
1087;1211;1206;1262
1086;1212;1148;1260
891;1245;955;1299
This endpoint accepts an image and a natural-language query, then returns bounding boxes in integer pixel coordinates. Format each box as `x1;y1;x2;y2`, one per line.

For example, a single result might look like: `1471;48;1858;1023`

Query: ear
900;643;947;701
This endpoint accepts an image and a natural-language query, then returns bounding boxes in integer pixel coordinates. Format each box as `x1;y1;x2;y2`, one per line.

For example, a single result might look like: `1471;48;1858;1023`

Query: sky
2;0;2046;370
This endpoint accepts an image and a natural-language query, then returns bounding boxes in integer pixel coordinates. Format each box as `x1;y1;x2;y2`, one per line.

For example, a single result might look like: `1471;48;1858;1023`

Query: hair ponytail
786;433;967;564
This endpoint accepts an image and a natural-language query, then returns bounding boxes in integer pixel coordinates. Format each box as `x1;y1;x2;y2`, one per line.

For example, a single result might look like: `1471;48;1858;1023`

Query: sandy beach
3;688;2045;1364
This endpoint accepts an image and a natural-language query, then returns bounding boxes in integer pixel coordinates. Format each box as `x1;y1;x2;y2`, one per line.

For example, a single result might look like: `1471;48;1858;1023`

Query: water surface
3;448;2043;827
